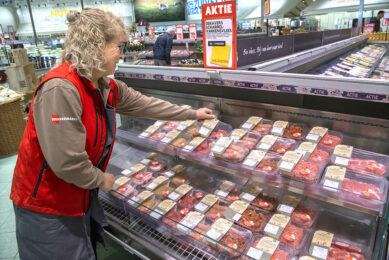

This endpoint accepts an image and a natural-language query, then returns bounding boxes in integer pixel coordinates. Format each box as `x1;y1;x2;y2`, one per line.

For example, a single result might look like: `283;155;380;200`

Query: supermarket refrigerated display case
100;63;389;259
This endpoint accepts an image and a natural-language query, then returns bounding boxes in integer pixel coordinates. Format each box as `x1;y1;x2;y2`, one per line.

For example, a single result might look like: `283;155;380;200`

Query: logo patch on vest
51;115;77;124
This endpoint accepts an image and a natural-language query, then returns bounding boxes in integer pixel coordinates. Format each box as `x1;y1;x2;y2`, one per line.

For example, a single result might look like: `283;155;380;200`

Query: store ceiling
284;0;314;17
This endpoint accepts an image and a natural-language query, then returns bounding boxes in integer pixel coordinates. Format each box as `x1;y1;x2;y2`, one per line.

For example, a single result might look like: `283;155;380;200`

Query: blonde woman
10;8;214;259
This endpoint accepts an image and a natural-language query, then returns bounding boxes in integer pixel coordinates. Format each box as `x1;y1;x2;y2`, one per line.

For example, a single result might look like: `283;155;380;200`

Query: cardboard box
6;63;37;93
10;48;29;66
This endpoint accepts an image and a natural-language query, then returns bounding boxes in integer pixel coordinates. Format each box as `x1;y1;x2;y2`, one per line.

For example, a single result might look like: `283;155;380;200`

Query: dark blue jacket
153;33;173;64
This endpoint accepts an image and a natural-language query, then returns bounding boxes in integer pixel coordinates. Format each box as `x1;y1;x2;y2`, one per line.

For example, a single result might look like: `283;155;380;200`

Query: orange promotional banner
265;0;270;16
202;1;237;70
176;24;184;40
189;23;197;40
148;26;155;40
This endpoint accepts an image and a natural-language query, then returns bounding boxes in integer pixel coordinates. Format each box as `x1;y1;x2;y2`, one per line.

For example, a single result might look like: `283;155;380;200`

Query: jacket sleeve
115;79;197;121
165;36;173;65
33;78;105;190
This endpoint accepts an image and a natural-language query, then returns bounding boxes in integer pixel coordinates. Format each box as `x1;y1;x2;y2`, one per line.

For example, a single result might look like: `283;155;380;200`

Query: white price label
264;223;280;235
312;246;329;260
247;247;264;260
141;159;151;164
150;209;164;219
242;123;253;130
183;145;194;151
161;137;172;143
154;121;165;127
243;159;257;167
147;182;158;190
195;202;208;212
164;171;175;177
241;193;256;202
176;124;186;131
207;228;222;241
324;179;340;189
199;127;210;136
128;196;140;205
259;143;272;150
306;134;320;142
140;132;149;138
278;204;294;214
280;161;295;171
272;127;284;136
335;157;349;167
121;169;132;176
212;145;224;153
296;150;307;157
232;213;242;222
216;190;229;198
168;192;180;201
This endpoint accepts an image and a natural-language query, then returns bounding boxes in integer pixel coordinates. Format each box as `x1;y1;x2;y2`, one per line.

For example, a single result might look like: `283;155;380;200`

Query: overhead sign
264;0;270;16
202;1;237;70
176;24;184;40
363;23;375;33
189;23;197;39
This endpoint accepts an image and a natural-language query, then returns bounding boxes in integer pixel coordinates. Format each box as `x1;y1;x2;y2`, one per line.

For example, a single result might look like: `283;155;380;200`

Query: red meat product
254;124;272;135
257;158;280;173
218;229;248;258
318;134;342;149
279;224;304;249
131;171;153;186
269;141;293;155
291;161;320;182
205;203;227;220
161;121;179;131
194;141;211;154
210;129;228;140
148;160;167;172
328;241;365;260
341;178;382;200
283;125;304;140
308;150;330;164
252;193;278;211
290;204;316;227
252;241;290;260
115;183;138;197
190;223;210;242
347;159;387;176
162;210;185;227
178;194;201;210
150;132;165;141
240;136;259;150
226;189;241;202
237;209;268;233
221;144;247;162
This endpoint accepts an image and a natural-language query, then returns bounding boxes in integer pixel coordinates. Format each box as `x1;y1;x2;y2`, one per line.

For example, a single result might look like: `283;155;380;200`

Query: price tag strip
331;145;353;167
150;199;176;220
247;236;280;260
223;200;250;222
183;137;206;152
163;164;185;178
198;119;219;138
323;166;346;190
277;195;301;216
139;124;160;138
146;176;169;191
256;135;278;152
309;230;334;260
206;218;233;244
264;214;290;239
177;211;205;234
176;120;196;131
211;137;233;157
230;129;248;140
121;163;146;177
239;181;263;202
241;116;263;131
296;142;317;160
128;190;154;206
270;121;289;136
194;194;219;214
215;181;235;199
112;176;131;190
278;151;303;176
161;130;181;144
306;127;328;143
168;184;193;202
243;150;267;168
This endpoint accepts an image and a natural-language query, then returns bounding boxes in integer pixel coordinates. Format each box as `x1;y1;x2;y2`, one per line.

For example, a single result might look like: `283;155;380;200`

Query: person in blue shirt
153;28;175;66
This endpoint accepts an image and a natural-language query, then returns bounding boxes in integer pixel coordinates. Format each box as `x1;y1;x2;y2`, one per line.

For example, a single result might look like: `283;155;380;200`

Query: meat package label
178;211;205;234
271;121;289;136
211;137;233;156
224;200;249;222
309;230;334;260
215;181;235;198
240;182;263;202
164;164;185;178
231;129;248;140
306;127;328;143
278;151;302;175
195;194;218;213
139;125;160;138
242;117;263;130
113;176;130;190
277;195;301;215
150;199;176;219
146;176;168;191
161;130;181;144
247;236;280;260
323;166;346;190
296;142;317;160
264;214;290;239
176;120;196;131
121;163;146;177
332;145;353;167
154;120;166;127
168;184;192;201
206;218;233;243
257;135;278;151
243;150;267;168
146;152;158;161
183;137;205;151
299;257;317;260
199;119;219;137
129;190;153;206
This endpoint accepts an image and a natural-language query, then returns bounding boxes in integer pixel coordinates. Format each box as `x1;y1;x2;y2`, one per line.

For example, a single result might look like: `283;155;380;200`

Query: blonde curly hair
59;8;128;80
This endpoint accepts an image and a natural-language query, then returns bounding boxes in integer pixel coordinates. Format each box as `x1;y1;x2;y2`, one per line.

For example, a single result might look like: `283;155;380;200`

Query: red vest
10;62;118;216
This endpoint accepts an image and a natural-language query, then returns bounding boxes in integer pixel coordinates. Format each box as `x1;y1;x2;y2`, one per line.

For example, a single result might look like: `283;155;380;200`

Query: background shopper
373;10;385;32
153;28;175;66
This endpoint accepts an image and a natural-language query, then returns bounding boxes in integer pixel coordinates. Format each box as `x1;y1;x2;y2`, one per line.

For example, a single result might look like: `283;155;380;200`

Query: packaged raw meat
149;131;166;141
189;223;211;243
147;159;167;173
213;224;252;258
308;149;330;165
138;120;165;138
331;145;389;177
252;192;279;212
198;119;232;139
177;211;207;235
327;241;366;260
236;207;269;233
240;116;264;131
318;133;343;150
162;208;187;227
120;163;147;177
130;171;154;186
264;214;291;240
160;121;179;131
305;126;329;143
212;138;250;163
137;197;158;214
112;176;131;190
244;235;296;260
194;194;220;214
145;176;169;191
230;129;261;151
128;190;155;208
154;185;175;199
253;120;274;135
256;135;296;155
290;204;317;228
168;184;194;202
205;200;229;220
225;189;242;203
171;137;189;148
271;121;306;140
112;183;138;199
177;190;204;210
149;199;176;220
239;181;264;203
215;180;236;199
279;223;306;249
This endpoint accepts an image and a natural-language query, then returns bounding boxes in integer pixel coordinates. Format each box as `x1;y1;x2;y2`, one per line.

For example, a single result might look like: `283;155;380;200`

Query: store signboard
176;24;184;39
237;35;293;67
189;23;197;40
264;0;270;16
363;23;375;33
148;26;155;40
202;1;237;70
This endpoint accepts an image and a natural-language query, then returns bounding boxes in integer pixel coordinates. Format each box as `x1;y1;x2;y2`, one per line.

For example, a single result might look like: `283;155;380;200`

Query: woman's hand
196;108;215;121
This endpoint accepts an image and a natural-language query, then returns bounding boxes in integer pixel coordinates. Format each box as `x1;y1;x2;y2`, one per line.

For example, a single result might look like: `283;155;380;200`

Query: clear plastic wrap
295;141;332;166
198;120;232;139
278;223;309;250
205;200;230;221
129;170;154;187
251;191;280;212
252;119;274;135
317;132;343;150
268;138;297;155
215;224;253;258
271;121;307;141
177;190;205;211
111;182;139;200
212;139;250;163
235;206;270;234
230;129;262;151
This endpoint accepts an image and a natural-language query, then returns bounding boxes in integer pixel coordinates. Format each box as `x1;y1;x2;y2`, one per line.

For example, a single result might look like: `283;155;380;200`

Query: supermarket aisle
0;155;139;260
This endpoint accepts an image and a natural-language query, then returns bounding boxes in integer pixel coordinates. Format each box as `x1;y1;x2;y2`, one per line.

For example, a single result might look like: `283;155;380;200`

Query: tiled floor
0;155;139;260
